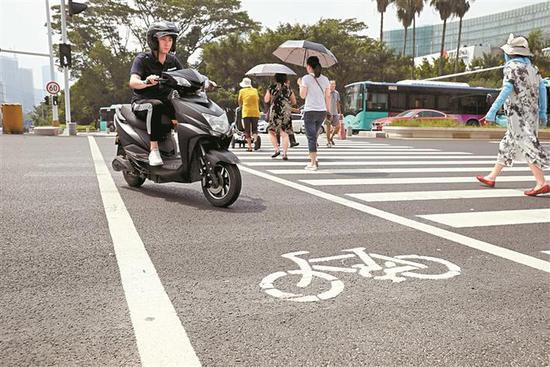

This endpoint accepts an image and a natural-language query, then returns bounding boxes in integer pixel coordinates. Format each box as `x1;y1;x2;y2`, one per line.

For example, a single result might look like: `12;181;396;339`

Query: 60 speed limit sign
45;81;60;95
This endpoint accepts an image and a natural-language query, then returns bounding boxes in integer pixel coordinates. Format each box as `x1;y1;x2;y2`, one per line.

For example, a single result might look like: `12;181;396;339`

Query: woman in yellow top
238;77;260;152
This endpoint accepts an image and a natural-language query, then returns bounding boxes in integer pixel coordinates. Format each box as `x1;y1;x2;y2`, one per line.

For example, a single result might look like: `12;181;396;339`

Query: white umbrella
273;40;338;68
245;63;297;77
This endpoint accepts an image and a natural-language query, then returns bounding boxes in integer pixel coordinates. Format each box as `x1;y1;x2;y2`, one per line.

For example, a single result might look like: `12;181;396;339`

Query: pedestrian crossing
232;135;550;230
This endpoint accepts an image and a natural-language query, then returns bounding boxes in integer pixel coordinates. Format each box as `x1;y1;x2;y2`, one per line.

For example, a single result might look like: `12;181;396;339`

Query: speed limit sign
45;81;60;95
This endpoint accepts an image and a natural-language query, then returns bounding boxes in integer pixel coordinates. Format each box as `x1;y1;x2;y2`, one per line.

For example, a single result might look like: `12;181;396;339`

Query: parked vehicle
99;105;117;132
371;109;455;130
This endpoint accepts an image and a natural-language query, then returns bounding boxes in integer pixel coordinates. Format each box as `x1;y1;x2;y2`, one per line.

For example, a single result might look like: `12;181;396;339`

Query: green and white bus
342;80;502;131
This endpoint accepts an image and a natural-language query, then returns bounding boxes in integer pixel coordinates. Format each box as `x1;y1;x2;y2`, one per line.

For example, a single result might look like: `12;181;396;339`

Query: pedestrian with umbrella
245;63;300;149
264;73;297;160
273;40;337;170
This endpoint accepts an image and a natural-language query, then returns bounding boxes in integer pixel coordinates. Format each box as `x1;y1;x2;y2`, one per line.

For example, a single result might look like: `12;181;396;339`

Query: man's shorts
243;117;258;137
324;114;340;128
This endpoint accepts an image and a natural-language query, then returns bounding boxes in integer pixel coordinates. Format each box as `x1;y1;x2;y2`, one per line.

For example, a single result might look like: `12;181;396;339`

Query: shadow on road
121;185;267;213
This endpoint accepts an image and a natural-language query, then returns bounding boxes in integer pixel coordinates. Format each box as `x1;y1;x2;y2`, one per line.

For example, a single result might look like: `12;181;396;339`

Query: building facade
383;2;550;58
0;56;36;113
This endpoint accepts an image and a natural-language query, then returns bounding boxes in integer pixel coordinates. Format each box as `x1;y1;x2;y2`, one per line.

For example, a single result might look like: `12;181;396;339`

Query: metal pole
424;65;504;81
0;48;50;57
45;0;59;126
59;0;75;135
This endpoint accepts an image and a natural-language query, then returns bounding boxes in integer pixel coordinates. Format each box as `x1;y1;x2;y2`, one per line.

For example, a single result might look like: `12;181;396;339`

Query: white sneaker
148;149;163;166
304;163;317;171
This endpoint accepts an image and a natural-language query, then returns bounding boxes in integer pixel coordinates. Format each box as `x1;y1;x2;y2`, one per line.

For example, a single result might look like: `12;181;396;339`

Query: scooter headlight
202;112;230;134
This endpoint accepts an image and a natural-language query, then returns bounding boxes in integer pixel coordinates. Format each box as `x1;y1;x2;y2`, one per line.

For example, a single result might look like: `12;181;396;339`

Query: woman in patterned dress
264;73;297;160
477;34;549;196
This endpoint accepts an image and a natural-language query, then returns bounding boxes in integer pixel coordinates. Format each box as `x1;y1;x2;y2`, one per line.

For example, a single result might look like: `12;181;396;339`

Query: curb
362;127;550;141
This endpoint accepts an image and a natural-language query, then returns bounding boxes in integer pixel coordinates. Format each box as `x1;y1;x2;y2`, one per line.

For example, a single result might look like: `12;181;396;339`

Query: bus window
389;93;407;113
411;95;435;109
344;84;363;115
458;95;482;114
366;92;388;111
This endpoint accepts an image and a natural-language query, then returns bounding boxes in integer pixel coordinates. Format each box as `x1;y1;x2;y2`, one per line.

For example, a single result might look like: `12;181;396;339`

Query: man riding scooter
128;21;183;166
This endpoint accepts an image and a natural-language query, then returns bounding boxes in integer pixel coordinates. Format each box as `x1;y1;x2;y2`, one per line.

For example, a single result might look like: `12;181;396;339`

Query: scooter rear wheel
202;163;241;207
123;171;146;188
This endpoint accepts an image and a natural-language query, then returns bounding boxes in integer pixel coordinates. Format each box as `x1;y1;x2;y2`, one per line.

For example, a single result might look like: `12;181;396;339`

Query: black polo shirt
130;52;183;102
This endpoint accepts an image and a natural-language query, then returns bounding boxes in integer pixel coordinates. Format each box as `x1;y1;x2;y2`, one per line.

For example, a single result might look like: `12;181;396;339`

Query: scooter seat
120;104;147;131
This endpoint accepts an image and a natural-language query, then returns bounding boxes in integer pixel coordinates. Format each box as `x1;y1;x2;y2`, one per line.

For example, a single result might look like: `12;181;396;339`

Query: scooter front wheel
202;163;241;207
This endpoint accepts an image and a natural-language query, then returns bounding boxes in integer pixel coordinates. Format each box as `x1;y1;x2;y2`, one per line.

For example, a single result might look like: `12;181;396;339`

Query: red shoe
476;176;495;187
524;184;550;196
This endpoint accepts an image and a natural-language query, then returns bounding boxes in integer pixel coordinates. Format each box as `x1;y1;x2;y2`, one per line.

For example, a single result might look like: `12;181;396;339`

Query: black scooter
112;69;241;207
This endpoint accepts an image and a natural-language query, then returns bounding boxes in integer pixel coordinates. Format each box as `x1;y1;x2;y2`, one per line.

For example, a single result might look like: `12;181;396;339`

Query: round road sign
46;81;61;95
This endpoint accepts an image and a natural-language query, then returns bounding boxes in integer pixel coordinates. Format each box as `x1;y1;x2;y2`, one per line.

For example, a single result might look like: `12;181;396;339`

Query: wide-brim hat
239;77;252;88
500;33;533;57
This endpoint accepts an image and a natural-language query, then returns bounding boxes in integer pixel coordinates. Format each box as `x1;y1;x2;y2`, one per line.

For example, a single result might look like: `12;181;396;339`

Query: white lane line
348;189;526;202
542;250;550;255
238;165;550;273
300;175;534;186
88;137;201;367
245;159;497;167
268;166;530;175
418;209;550;228
238;153;474;160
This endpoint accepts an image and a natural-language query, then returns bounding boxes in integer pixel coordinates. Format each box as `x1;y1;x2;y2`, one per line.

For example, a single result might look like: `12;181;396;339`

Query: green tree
200;19;410;112
453;0;472;74
373;0;395;43
49;0;258;122
396;0;414;57
30;102;53;126
430;0;454;76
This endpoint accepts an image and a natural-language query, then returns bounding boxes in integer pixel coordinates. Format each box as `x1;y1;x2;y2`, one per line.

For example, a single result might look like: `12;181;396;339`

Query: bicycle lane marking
239;165;550;274
88;137;201;367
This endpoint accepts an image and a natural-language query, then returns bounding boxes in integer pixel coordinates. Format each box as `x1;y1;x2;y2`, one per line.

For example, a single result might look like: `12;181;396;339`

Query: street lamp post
59;0;75;135
45;0;59;126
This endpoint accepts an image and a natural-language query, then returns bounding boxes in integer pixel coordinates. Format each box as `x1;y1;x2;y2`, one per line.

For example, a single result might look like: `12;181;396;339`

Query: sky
0;0;545;89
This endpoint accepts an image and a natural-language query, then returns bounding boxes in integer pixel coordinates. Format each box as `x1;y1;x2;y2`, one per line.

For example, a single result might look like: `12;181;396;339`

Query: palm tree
411;0;425;78
430;0;454;75
374;0;395;43
453;0;472;73
396;0;414;57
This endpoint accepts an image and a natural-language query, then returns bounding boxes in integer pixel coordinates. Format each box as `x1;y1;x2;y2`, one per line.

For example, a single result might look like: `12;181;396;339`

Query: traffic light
44;96;50;105
52;96;59;106
59;43;72;67
68;0;88;16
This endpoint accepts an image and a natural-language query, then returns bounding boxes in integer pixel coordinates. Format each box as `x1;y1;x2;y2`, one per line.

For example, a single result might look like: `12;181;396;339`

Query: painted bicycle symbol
260;247;461;302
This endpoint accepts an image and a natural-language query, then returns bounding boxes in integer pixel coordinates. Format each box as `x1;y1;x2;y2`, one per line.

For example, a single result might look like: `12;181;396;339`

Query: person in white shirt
297;56;331;171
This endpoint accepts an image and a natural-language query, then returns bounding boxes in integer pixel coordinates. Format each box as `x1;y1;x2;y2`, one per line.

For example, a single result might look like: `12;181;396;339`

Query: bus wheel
466;119;479;127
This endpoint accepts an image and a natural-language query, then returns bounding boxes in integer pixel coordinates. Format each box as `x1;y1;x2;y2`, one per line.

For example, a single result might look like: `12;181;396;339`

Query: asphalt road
1;133;549;366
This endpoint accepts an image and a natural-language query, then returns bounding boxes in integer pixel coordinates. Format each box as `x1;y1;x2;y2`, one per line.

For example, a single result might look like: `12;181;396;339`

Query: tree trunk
439;19;447;76
454;17;463;74
403;26;408;57
380;11;384;43
411;16;416;79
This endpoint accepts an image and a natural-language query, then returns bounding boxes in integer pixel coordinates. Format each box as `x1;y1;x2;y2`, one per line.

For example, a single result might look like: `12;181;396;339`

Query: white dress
497;60;549;168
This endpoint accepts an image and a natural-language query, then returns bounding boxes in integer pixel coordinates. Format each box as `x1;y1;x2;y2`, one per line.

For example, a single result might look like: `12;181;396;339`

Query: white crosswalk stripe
268;167;530;175
418;209;550;228
347;189;526;202
300;176;535;186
